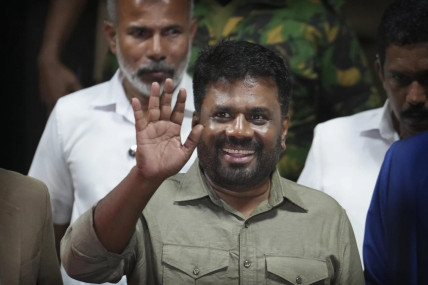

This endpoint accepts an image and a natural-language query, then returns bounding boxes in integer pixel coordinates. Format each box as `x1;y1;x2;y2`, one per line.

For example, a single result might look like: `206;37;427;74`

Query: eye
390;73;411;86
213;112;232;120
129;28;151;40
163;27;182;37
249;114;268;125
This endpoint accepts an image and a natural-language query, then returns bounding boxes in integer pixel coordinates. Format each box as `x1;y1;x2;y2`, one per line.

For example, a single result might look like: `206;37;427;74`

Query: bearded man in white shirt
29;0;197;284
298;0;428;261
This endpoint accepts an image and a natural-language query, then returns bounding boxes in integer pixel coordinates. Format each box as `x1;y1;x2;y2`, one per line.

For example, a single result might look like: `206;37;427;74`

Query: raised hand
132;78;203;182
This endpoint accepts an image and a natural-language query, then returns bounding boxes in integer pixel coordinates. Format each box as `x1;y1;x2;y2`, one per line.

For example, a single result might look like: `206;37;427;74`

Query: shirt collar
359;99;399;143
89;70;135;121
89;70;193;124
175;160;307;212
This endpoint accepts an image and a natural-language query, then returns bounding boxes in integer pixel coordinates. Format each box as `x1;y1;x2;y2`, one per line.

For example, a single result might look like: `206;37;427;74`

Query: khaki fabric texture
62;161;363;284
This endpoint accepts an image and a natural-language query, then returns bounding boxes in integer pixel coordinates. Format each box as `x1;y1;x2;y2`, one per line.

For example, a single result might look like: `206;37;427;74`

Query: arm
37;184;63;284
94;79;203;253
38;0;86;112
28;104;75;259
61;79;203;281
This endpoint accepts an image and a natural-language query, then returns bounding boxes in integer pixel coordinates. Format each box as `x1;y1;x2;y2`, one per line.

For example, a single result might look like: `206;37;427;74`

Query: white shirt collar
89;70;194;124
360;99;399;143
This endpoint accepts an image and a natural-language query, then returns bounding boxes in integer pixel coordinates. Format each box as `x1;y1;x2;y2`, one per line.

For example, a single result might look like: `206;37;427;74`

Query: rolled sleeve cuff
61;206;137;283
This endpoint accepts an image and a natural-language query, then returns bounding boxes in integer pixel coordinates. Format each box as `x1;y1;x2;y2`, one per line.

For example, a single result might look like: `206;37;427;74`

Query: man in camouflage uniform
189;0;382;181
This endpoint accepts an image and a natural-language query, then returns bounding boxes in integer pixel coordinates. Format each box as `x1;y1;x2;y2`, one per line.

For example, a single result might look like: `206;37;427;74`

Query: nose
225;114;254;138
407;81;427;105
147;34;166;62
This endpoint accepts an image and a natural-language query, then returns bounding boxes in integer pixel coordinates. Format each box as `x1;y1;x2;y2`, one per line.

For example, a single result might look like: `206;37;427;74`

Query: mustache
135;61;175;77
400;104;428;119
216;136;262;151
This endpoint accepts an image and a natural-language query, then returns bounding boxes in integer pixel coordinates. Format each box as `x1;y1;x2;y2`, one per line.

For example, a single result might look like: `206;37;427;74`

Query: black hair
377;0;428;65
192;40;292;118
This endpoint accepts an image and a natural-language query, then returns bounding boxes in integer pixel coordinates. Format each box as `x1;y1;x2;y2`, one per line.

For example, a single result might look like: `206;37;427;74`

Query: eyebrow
212;106;272;115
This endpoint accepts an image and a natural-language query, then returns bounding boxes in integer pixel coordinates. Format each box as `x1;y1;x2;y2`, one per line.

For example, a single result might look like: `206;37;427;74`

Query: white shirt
297;100;399;262
29;71;196;285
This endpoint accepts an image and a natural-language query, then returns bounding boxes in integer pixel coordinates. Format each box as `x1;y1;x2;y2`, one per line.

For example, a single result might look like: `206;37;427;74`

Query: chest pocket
162;244;232;284
266;256;329;285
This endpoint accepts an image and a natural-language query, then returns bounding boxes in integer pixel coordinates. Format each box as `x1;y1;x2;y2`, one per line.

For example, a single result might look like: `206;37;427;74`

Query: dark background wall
2;0;97;174
2;0;392;175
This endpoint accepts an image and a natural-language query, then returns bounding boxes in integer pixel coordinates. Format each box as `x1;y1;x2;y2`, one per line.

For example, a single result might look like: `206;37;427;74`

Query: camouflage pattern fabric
190;0;382;181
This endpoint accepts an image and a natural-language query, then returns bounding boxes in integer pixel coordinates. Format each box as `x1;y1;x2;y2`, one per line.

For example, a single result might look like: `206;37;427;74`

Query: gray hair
106;0;194;26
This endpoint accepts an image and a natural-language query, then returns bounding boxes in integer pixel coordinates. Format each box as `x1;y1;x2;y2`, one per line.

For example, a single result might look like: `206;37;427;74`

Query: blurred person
29;0;197;284
364;130;428;284
38;0;90;113
0;168;62;284
298;0;428;261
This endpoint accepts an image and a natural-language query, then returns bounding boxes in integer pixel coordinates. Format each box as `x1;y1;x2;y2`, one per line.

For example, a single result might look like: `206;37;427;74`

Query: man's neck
206;175;271;218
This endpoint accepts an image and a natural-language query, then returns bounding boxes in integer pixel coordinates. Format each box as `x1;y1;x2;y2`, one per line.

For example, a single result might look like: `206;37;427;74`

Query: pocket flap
163;244;229;278
266;256;328;284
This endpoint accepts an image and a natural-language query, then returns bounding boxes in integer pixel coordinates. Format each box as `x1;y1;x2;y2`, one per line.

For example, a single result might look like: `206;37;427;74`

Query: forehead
384;43;428;72
202;77;280;111
117;0;190;25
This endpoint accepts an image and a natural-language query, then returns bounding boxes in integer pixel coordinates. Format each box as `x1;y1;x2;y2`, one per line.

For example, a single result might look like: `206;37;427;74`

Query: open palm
131;79;203;181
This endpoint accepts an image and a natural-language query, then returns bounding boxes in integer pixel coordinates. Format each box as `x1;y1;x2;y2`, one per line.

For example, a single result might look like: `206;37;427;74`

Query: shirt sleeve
297;124;323;190
336;208;365;284
363;145;393;285
28;105;74;224
61;207;139;283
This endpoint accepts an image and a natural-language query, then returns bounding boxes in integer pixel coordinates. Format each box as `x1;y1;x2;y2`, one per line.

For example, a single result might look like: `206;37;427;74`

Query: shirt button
296;275;302;284
193;266;200;276
243;260;251;268
128;144;137;157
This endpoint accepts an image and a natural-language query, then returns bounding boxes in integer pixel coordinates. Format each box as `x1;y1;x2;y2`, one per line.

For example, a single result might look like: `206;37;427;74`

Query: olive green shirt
62;161;363;284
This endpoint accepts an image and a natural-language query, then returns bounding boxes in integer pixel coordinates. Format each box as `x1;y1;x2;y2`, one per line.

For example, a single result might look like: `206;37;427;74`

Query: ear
103;21;118;55
280;116;290;150
189;19;198;42
374;56;384;82
192;111;200;127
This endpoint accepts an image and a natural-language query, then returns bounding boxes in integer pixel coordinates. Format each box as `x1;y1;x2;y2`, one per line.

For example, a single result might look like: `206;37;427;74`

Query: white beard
116;40;190;97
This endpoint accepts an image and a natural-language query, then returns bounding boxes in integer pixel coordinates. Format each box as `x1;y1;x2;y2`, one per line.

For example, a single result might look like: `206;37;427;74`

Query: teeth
224;148;255;155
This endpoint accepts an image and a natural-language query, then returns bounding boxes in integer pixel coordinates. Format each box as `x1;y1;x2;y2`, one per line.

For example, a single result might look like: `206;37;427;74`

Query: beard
197;135;282;191
116;41;190;97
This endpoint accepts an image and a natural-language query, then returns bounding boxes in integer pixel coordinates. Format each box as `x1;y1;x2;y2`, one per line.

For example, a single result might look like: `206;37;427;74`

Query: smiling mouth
223;148;255;155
